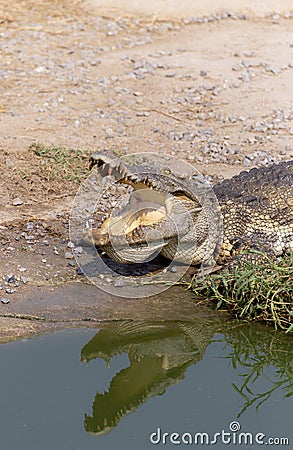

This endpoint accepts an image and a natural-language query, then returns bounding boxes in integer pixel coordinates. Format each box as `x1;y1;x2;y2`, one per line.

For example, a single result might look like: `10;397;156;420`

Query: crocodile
88;153;293;266
81;318;219;435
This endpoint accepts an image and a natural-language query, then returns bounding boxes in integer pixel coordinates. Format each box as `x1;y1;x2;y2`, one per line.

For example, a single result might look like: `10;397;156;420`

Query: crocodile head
87;153;207;265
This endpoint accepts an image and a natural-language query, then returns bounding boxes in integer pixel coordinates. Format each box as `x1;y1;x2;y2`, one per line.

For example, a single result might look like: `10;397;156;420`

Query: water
0;320;292;450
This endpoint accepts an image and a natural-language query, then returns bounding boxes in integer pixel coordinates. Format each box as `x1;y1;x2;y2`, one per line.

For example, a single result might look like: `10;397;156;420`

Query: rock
243;156;252;166
136;111;150;117
1;297;10;304
200;70;208;77
20;276;29;284
113;279;124;288
24;235;34;241
65;251;73;259
67;241;75;248
73;246;83;255
5;288;15;294
272;13;280;20
265;65;280;75
105;127;114;138
5;274;16;283
12;198;23;206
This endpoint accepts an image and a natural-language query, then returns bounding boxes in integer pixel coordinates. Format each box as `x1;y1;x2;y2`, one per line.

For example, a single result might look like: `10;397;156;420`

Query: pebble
5;288;15;294
12;198;23;206
136;111;150;117
67;241;75;248
272;13;280;20
243;157;252;166
239;70;251;82
113;279;124;288
65;251;74;259
5;274;16;283
105;127;114;138
1;297;10;304
20;276;29;284
73;246;83;255
265;65;280;75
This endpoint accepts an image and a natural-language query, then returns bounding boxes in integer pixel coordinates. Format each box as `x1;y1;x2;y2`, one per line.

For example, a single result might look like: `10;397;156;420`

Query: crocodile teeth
118;163;124;173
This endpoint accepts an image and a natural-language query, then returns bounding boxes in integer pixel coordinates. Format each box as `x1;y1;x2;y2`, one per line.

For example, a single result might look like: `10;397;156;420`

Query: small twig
134;107;185;122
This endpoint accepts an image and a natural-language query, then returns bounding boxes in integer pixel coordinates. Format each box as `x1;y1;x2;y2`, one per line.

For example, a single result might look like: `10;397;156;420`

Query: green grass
29;142;89;183
190;252;293;333
221;324;293;417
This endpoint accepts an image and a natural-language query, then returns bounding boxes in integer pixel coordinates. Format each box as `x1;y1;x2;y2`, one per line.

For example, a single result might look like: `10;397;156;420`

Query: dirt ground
0;0;292;339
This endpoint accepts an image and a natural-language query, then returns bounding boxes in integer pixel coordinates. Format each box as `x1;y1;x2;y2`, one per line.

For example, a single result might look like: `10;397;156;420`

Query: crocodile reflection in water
81;318;219;435
81;320;293;436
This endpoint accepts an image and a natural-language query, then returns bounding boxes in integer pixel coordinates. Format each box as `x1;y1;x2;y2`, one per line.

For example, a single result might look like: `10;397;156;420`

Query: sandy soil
86;0;293;18
0;0;292;340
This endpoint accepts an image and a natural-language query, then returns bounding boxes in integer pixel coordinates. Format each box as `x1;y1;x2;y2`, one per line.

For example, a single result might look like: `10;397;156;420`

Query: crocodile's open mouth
86;153;201;264
88;154;195;244
89;188;176;263
95;188;171;244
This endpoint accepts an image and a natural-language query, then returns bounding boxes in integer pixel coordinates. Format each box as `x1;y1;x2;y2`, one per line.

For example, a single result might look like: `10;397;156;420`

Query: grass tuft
190;252;293;333
29;142;89;184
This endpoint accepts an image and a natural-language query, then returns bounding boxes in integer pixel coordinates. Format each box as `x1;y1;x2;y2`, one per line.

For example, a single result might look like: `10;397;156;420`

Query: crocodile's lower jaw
100;206;167;237
91;188;173;246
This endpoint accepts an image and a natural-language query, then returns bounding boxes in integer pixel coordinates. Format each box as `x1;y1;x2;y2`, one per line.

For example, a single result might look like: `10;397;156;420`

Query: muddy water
0;319;292;450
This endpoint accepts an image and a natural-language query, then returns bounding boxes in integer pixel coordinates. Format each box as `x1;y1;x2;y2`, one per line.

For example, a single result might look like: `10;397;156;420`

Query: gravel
0;2;292;296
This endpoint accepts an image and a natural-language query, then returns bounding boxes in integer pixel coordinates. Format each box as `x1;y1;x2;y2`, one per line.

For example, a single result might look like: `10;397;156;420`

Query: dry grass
29;142;89;184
